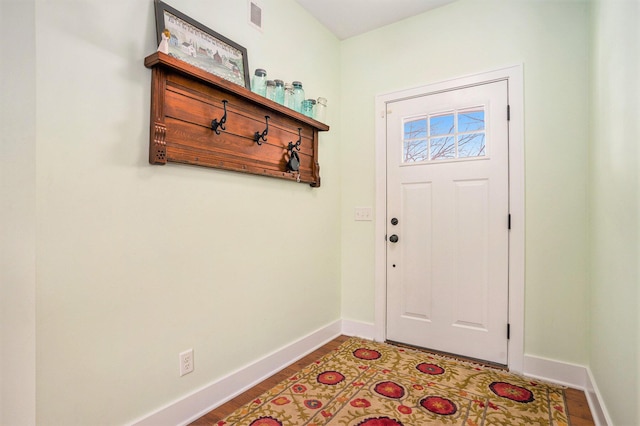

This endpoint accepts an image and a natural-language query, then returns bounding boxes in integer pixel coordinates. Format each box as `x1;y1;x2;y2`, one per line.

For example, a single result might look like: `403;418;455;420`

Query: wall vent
249;1;263;31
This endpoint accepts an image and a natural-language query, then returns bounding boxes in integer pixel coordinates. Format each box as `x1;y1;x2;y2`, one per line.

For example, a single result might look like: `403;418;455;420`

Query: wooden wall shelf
144;52;329;187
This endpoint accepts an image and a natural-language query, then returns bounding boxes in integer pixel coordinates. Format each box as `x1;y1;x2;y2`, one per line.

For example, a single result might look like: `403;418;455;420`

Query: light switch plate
354;207;373;221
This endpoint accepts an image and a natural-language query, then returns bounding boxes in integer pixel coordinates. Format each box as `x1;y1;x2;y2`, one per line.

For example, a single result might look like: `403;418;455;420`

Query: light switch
354;207;373;221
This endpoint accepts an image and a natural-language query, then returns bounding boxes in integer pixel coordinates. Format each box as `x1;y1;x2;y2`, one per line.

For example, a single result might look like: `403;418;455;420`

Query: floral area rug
216;337;569;426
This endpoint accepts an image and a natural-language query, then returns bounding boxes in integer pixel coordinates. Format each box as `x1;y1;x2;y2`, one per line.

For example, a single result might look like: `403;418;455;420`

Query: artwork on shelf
154;0;251;89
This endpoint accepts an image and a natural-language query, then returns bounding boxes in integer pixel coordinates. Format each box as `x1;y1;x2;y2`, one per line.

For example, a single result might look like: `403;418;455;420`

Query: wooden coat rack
144;52;329;187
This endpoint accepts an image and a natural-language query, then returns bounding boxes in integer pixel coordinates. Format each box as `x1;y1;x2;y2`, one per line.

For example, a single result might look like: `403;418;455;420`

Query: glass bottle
292;81;305;113
301;99;316;118
265;80;276;101
285;83;295;109
274;79;285;105
315;97;327;122
251;69;267;96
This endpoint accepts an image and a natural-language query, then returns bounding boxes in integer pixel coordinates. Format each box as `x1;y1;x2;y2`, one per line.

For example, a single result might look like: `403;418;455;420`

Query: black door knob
389;234;399;243
391;218;399;225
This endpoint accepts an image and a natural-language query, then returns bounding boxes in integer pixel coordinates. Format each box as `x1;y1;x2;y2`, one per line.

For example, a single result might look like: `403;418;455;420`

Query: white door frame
374;65;525;373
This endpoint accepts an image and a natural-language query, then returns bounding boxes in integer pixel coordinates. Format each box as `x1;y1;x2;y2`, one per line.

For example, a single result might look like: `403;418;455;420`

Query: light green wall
1;1;37;425
5;0;639;424
340;0;591;364
32;0;341;424
589;1;639;424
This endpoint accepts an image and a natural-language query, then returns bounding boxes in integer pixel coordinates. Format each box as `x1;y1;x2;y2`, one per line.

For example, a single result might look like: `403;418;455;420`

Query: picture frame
154;0;251;89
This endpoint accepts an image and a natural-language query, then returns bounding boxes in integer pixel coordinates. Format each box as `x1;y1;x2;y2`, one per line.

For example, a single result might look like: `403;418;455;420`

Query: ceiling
294;0;458;40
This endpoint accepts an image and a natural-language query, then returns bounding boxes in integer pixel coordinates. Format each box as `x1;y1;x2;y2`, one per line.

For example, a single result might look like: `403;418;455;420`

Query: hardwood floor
565;387;596;425
190;335;594;425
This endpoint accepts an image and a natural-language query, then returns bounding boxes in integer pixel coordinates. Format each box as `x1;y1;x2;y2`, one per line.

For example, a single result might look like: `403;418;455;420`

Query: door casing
373;65;525;373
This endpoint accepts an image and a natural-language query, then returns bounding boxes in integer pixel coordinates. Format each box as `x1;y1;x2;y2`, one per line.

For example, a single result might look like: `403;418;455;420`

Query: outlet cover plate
179;349;194;376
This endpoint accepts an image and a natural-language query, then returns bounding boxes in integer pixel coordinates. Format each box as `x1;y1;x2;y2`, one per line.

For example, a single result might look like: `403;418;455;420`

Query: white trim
374;65;525;371
129;320;342;426
341;319;375;339
374;96;388;343
524;354;590;389
584;367;613;426
523;355;611;426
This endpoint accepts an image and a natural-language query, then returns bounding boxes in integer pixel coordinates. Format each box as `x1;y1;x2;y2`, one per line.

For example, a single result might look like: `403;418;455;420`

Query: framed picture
154;0;251;89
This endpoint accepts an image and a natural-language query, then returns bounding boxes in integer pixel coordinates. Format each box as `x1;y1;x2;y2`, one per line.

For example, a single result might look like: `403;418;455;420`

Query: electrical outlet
354;207;373;221
179;349;194;376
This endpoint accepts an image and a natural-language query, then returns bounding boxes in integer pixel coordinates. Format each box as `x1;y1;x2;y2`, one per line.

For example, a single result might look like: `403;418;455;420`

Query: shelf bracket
150;122;167;164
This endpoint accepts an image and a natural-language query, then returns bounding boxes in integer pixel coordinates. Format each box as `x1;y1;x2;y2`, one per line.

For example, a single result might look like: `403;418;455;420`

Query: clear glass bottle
265;80;276;101
301;99;316;118
285;83;295;109
315;97;327;122
251;69;267;96
274;79;285;105
292;81;305;113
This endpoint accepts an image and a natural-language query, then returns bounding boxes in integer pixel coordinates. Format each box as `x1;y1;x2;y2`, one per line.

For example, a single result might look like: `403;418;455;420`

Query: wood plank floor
190;335;594;425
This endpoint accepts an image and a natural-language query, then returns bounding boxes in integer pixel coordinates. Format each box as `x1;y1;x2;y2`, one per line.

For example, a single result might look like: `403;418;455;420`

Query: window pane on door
430;136;455;160
429;114;454;136
404;139;428;162
404;118;427;139
403;118;428;163
458;133;486;158
458;109;485;132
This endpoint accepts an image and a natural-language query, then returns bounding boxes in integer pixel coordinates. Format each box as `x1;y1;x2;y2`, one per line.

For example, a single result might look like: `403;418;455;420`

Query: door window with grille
403;107;486;163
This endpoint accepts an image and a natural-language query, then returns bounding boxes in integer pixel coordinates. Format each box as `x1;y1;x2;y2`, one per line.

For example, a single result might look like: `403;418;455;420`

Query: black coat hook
286;128;302;172
287;128;302;153
254;115;270;145
211;100;228;135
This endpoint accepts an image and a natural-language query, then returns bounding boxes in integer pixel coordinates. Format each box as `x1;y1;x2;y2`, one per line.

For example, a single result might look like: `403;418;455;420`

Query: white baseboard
129;320;342;426
523;354;611;426
341;319;375;340
523;354;589;389
584;367;614;426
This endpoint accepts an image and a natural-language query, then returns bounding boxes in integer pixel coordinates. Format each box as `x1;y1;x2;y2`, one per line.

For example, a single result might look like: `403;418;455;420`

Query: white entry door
386;80;510;365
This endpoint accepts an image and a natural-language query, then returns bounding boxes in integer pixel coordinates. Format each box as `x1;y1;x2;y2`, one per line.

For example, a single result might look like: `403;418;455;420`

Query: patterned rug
216;337;569;425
